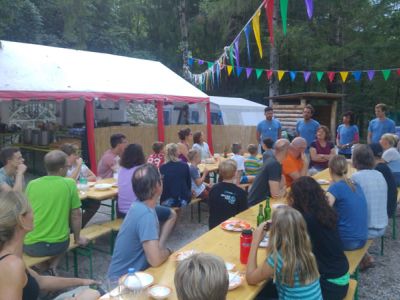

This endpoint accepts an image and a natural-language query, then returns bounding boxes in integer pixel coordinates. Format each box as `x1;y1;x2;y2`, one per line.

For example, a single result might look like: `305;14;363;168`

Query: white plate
228;272;243;290
316;179;330;185
135;272;154;288
148;285;172;299
225;262;235;271
259;234;269;248
175;250;198;262
94;183;113;190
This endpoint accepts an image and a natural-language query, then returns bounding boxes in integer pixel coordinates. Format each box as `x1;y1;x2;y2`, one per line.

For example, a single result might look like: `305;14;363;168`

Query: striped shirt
267;253;323;300
244;156;262;175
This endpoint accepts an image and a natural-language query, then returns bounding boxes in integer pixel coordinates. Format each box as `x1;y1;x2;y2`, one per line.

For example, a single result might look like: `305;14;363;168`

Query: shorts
341;239;367;251
117;205;171;223
368;227;386;239
24;238;69;257
162;198;188;208
240;176;249;184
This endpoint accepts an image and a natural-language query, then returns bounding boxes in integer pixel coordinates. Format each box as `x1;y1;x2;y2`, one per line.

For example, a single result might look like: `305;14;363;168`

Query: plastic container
240;229;253;264
123;268;143;297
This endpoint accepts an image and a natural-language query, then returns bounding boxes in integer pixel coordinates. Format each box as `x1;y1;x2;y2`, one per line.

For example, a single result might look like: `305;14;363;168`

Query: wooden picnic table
79;178;118;201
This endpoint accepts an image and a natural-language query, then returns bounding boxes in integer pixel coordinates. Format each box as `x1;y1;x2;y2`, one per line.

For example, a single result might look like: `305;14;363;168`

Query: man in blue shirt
296;104;320;151
108;164;175;278
367;103;396;144
256;107;282;146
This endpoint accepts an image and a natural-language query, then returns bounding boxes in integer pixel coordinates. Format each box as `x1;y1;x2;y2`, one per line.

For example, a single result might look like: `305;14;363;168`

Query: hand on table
76;236;90;247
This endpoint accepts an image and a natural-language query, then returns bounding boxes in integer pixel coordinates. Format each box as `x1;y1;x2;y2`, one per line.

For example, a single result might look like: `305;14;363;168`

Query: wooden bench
24;224;112;277
343;279;357;300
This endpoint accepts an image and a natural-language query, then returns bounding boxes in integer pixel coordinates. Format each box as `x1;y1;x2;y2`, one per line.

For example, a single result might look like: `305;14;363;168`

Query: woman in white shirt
192;131;211;160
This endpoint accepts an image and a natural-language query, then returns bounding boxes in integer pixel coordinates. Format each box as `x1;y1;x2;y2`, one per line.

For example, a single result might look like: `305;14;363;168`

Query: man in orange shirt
282;137;309;187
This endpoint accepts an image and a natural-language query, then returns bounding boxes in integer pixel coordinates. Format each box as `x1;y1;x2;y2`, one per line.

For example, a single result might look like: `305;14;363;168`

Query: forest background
0;0;399;139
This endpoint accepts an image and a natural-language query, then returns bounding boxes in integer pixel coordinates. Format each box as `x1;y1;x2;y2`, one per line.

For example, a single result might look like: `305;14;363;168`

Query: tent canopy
210;96;265;108
0;40;209;103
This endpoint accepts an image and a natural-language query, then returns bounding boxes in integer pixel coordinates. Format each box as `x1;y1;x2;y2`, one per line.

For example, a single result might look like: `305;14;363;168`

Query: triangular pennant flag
316;72;324;82
278;70;285;81
340;71;349;83
246;68;253;79
227;65;233;76
197;59;204;65
367;70;375;81
303;71;311;82
236;66;243;77
264;0;274;45
267;70;273;80
256;69;264;79
216;63;220;87
188;58;193;66
352;71;362;81
244;25;252;64
207;62;214;69
290;71;297;81
280;0;289;35
304;0;313;19
234;38;240;68
229;46;235;71
327;72;335;82
252;10;263;58
397;69;400;77
382;69;391;81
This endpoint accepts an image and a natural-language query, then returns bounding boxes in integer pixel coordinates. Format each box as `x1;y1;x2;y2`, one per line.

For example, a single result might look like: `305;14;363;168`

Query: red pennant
327;72;336;82
264;0;274;45
267;70;273;80
397;69;400;77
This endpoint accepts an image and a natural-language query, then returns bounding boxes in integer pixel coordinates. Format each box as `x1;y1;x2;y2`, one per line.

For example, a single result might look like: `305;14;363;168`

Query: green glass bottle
264;197;271;221
257;204;264;226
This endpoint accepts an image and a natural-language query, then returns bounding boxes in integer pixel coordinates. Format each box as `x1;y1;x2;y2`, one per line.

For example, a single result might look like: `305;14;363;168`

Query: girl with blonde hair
246;206;322;299
0;191;99;300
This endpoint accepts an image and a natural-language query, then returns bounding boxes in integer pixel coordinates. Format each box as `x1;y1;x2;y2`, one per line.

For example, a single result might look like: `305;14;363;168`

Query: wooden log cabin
266;92;344;139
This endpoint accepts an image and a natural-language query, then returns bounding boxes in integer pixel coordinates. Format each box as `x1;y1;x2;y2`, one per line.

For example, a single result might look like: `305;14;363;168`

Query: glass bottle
264;197;271;221
257;204;264;226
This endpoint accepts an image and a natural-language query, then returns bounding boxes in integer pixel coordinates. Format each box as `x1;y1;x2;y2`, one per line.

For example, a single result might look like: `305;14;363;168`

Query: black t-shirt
248;156;282;205
208;182;248;229
375;162;398;218
303;213;349;279
160;161;191;202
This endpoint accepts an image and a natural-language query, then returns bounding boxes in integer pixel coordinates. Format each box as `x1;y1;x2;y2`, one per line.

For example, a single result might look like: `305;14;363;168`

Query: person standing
367;103;396;144
0;147;27;192
336;111;359;158
97;133;128;179
296;104;320;151
256;107;281;149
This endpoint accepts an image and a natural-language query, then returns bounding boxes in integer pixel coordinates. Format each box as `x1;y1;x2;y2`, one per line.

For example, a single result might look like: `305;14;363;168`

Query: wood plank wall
94;125;258;163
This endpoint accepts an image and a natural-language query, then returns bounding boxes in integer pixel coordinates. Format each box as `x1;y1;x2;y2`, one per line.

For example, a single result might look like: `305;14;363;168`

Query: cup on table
106;276;123;299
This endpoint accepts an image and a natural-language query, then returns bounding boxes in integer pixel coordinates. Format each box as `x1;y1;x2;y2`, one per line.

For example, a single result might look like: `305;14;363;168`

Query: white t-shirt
67;164;89;180
192;142;211;160
231;154;245;171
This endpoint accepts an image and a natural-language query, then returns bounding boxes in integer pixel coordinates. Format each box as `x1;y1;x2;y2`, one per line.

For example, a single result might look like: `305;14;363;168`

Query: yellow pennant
278;70;285;81
340;71;349;82
227;65;233;76
252;10;263;59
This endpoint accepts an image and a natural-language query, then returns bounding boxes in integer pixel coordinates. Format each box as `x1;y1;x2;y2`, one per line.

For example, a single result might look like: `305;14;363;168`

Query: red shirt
147;153;165;168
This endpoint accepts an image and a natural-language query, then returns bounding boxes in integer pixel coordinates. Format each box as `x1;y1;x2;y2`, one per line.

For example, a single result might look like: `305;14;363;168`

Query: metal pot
31;130;40;146
23;128;32;144
39;131;50;146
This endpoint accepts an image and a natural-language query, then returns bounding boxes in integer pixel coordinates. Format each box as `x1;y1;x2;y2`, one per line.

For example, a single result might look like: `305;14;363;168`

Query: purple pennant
198;59;204;65
303;71;311;82
246;68;253;78
304;0;313;19
234;38;240;68
367;70;375;81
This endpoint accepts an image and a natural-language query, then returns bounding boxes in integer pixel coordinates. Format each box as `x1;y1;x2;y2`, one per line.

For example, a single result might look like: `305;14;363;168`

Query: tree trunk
178;0;189;78
269;0;279;105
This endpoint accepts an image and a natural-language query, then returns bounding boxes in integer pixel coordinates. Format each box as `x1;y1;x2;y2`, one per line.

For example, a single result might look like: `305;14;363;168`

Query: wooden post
330;100;338;139
85;99;97;174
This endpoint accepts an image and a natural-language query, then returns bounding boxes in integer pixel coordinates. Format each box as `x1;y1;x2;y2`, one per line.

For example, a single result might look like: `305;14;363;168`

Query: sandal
359;255;375;272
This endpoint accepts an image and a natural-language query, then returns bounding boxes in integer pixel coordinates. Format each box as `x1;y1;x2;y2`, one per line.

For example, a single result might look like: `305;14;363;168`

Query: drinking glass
106;277;122;299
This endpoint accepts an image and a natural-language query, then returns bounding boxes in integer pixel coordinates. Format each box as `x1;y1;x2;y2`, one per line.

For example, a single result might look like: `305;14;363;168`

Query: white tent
0;40;212;171
210;96;266;125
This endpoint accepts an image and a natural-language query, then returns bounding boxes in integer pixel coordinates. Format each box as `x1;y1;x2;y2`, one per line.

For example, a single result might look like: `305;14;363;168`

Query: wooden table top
79;178;118;201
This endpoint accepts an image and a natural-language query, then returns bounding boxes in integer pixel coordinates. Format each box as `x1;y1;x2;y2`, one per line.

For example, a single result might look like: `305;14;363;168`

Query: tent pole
156;101;165;142
85;99;97;174
206;101;214;155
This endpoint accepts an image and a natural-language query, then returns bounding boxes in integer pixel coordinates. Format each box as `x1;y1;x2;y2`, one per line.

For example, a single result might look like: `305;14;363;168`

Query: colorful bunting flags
367;70;375;81
252;10;263;58
327;72;335;82
290;71;297;81
197;59;204;65
278;70;285;81
280;0;289;35
316;72;324;82
256;68;264;79
267;70;273;80
234;39;240;68
246;68;253;78
227;65;233;76
352;71;362;81
244;25;252;64
188;58;194;66
340;71;349;83
207;62;214;69
304;0;313;19
304;71;311;82
236;66;243;77
382;69;391;81
397;69;400;76
264;0;274;45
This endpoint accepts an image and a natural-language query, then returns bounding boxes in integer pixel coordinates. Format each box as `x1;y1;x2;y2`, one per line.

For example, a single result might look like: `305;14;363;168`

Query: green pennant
382;69;391;81
229;46;235;71
256;69;264;79
316;72;324;82
280;0;289;35
207;62;214;69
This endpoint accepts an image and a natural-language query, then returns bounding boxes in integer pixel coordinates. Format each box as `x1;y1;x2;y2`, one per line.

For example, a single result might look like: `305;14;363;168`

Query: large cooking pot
31;130;40;146
23;128;32;144
39;131;50;146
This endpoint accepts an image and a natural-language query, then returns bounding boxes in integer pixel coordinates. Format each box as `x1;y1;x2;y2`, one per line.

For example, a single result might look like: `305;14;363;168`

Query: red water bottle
240;229;253;264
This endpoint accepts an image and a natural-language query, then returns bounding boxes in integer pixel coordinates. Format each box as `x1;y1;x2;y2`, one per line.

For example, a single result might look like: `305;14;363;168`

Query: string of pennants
185;0;400;91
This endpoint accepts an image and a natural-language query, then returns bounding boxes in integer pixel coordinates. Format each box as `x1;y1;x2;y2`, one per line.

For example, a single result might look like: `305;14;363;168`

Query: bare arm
68;158;83;180
246;223;274;285
326;192;336;206
0;257;25;300
142;240;171;267
309;147;325;162
86;168;97;182
194;168;209;186
367;131;372;144
69;208;88;246
256;131;261;144
269;180;286;198
13;164;27;192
